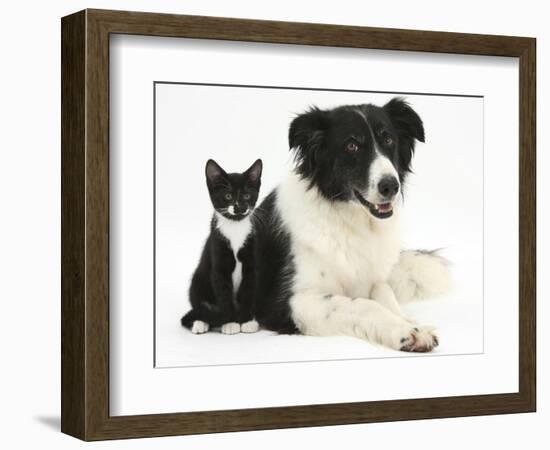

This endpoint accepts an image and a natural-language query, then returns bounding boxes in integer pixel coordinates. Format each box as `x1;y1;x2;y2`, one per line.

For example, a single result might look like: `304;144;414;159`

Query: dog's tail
388;249;451;303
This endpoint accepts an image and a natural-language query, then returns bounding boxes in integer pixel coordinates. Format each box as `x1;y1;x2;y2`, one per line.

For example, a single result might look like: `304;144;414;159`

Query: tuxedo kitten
181;159;263;335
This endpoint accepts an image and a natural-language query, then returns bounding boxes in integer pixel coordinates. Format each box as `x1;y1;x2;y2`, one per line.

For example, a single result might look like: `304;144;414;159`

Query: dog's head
288;98;424;219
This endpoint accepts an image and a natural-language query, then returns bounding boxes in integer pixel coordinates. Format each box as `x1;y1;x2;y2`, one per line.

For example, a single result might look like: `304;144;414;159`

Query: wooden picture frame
61;8;536;441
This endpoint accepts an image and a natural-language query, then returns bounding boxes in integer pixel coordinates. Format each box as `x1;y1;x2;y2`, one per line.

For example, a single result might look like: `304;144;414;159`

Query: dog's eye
383;135;394;146
345;141;359;153
242;193;251;200
224;193;233;200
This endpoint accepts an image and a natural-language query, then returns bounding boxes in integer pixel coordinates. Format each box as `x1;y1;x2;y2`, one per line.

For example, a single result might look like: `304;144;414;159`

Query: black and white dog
253;98;450;352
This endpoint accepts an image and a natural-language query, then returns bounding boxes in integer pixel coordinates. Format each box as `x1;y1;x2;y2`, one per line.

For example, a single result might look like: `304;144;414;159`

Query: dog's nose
378;176;400;198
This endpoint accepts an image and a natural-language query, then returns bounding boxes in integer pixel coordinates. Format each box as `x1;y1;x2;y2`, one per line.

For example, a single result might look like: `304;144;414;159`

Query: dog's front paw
398;326;439;352
221;322;241;335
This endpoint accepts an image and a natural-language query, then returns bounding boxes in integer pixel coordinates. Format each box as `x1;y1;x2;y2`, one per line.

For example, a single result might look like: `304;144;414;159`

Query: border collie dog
253;98;450;352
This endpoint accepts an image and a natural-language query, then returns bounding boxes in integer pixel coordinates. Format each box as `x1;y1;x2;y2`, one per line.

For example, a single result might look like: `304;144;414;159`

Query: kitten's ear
245;159;263;185
205;159;226;186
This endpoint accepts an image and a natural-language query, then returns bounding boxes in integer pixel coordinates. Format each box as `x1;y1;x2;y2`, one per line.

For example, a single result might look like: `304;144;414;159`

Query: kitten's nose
234;203;247;215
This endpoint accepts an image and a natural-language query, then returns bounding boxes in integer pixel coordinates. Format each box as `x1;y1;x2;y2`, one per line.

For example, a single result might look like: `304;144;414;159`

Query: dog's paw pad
221;322;241;335
240;320;259;333
399;326;439;352
191;320;210;334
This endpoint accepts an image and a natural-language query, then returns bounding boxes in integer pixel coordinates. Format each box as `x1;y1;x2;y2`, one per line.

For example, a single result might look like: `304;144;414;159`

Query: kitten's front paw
221;322;241;335
240;320;259;333
191;320;210;334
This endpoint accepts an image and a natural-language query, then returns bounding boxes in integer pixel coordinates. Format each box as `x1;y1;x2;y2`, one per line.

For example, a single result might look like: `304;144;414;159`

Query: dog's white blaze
215;213;251;293
354;106;368;122
275;173;440;350
353;105;401;204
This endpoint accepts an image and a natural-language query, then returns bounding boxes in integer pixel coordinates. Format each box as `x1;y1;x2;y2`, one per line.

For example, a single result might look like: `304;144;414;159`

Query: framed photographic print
61;9;536;441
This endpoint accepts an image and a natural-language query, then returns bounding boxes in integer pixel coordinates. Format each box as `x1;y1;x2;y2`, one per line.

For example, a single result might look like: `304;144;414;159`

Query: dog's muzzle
354;190;395;219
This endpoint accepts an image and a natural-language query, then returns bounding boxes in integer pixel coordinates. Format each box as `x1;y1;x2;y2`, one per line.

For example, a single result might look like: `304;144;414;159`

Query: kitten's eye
224;193;233;200
345;141;359;153
242;193;251;200
383;135;394;146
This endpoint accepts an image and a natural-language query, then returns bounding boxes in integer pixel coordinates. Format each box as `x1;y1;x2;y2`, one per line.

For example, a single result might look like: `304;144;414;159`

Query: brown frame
61;8;536;441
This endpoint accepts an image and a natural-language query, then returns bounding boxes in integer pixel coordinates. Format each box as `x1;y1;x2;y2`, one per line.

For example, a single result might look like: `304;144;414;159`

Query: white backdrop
110;35;517;416
155;83;484;368
1;1;547;449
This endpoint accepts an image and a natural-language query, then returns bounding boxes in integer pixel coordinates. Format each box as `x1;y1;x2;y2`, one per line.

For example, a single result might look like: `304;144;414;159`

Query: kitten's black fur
181;159;262;333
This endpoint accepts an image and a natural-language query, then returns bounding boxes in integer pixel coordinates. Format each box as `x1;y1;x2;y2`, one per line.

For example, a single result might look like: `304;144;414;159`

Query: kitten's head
205;159;262;221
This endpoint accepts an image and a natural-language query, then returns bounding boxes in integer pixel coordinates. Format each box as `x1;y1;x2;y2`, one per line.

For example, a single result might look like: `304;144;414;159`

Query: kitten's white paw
221;322;241;335
240;320;259;333
191;320;210;334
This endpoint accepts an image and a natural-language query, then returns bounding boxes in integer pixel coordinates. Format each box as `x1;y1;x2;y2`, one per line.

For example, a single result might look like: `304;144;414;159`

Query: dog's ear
205;159;227;187
383;97;425;143
244;159;262;187
288;107;328;178
383;98;425;174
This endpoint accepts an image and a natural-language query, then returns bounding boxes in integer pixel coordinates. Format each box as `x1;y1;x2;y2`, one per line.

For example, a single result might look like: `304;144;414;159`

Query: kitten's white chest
215;214;252;293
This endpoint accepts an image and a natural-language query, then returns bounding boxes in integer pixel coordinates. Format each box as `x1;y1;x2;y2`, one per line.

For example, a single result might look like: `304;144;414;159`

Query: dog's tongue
376;203;392;213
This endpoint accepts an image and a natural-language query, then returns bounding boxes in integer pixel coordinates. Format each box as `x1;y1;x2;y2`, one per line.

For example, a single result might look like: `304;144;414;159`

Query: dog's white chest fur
215;213;252;293
277;174;401;298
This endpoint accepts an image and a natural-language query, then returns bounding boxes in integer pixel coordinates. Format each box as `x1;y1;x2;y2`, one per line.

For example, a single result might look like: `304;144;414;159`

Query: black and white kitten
181;159;263;335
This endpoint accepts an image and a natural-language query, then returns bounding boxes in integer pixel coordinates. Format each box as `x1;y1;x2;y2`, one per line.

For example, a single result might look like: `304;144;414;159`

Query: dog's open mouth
354;190;394;219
